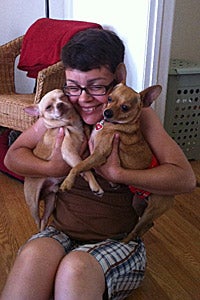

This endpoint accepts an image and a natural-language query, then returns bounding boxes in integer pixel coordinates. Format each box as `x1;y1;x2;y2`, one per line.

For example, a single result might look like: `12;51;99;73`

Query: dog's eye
121;105;129;112
107;96;112;103
46;105;52;111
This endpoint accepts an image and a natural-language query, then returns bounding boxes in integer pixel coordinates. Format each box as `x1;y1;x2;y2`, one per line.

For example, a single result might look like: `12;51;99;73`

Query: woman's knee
56;250;105;286
18;237;65;263
61;251;101;273
1;238;65;300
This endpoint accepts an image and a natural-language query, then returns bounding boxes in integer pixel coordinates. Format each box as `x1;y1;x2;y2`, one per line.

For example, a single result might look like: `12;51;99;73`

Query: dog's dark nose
104;109;113;119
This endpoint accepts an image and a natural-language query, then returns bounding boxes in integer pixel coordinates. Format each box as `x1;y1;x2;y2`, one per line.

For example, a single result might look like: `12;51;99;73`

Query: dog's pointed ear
140;85;162;107
24;105;40;116
115;63;127;83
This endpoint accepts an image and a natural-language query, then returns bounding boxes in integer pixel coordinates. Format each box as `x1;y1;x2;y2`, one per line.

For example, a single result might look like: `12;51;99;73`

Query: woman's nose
78;90;93;102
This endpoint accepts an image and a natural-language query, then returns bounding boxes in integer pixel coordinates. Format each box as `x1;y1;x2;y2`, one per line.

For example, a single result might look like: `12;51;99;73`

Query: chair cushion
18;18;102;78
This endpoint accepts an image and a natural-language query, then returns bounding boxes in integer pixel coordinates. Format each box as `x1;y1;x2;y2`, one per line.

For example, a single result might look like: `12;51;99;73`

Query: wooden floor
0;161;199;299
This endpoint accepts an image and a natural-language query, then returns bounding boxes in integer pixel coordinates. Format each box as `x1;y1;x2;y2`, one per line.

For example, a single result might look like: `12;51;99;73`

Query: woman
1;28;196;300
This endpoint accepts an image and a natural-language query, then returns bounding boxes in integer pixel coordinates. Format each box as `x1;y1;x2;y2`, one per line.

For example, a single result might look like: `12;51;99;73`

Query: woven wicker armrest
0;36;24;93
0;36;65;131
34;61;65;103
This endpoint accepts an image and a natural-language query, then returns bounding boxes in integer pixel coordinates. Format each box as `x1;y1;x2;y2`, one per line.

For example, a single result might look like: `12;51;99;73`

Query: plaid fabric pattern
77;239;146;299
28;226;146;300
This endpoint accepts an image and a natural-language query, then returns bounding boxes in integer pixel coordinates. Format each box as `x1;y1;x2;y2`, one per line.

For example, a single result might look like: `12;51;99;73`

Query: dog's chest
34;128;58;160
90;120;113;144
119;131;153;170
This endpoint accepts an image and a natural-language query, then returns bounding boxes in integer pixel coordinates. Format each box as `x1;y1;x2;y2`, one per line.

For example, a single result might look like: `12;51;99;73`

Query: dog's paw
60;179;73;191
93;187;104;197
109;182;121;190
89;180;104;197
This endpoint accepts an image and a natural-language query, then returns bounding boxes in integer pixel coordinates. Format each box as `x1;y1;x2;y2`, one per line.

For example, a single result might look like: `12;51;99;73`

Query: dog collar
95;120;104;131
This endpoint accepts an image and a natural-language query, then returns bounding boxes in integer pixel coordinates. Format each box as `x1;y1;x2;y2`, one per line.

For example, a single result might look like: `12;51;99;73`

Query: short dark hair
61;28;125;73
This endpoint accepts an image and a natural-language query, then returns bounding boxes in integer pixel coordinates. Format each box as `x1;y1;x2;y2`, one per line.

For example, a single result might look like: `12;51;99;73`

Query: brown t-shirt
51;174;138;241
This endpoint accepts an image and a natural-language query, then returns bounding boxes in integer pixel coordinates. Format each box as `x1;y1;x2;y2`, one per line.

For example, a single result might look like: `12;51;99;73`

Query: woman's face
64;67;115;125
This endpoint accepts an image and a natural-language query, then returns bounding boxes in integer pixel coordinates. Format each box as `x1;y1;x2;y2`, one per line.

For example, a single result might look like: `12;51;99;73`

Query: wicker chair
0;35;65;132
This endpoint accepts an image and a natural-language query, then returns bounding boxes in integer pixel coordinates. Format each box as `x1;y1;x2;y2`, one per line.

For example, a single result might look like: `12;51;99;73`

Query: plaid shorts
28;226;146;300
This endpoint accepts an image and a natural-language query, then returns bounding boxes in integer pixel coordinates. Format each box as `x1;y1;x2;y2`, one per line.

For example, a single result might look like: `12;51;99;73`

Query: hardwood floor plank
0;173;36;291
146;232;199;299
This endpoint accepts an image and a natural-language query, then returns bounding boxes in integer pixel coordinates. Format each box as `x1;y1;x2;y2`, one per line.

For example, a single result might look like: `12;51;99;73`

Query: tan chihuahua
24;89;103;231
60;83;174;242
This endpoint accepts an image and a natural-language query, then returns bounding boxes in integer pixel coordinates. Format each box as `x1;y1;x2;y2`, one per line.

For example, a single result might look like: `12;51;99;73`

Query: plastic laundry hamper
164;59;200;160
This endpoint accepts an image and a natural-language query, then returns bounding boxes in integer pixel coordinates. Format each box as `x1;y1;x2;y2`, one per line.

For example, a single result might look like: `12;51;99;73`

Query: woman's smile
81;106;97;113
77;103;104;124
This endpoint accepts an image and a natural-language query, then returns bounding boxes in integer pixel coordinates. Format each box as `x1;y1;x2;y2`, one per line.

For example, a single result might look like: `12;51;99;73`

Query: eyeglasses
63;80;116;97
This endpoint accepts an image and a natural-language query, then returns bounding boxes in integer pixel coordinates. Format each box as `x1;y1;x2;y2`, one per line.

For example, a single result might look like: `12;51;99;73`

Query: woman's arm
4;118;70;177
95;108;196;195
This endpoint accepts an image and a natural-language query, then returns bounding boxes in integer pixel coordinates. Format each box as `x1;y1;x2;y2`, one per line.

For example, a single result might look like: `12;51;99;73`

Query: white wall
170;0;200;63
0;0;65;93
0;0;66;44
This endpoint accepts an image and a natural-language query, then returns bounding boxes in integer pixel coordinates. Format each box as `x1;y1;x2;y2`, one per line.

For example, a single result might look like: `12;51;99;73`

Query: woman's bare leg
0;238;65;300
55;251;105;300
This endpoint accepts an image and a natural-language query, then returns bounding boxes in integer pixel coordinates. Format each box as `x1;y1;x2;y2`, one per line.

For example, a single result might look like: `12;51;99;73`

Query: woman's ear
115;63;127;83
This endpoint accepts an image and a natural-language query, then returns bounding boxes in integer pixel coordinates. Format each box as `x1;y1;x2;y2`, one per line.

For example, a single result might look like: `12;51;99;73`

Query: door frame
144;0;175;123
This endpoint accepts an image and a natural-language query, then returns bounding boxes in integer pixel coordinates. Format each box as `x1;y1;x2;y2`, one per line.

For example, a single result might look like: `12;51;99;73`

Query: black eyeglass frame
63;80;117;97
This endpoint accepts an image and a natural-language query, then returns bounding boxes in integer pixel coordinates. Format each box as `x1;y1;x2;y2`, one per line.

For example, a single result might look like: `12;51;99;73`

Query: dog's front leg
60;138;104;195
80;171;104;196
61;148;108;192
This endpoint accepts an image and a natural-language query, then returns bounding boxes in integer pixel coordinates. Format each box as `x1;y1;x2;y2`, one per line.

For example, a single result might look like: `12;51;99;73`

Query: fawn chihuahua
60;83;174;242
24;89;103;231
